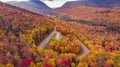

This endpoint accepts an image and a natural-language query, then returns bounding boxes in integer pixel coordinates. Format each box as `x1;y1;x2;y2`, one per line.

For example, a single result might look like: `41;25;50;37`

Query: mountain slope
86;0;120;8
62;0;120;9
1;1;120;67
28;0;50;9
7;0;57;15
8;0;50;9
0;1;56;44
56;5;120;21
56;4;120;32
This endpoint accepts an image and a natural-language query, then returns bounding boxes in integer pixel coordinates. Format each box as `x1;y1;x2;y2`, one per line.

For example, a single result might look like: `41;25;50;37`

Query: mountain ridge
7;0;55;15
61;0;120;9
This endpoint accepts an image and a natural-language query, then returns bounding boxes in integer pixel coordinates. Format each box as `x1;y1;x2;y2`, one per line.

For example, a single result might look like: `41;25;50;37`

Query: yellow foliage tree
6;63;14;67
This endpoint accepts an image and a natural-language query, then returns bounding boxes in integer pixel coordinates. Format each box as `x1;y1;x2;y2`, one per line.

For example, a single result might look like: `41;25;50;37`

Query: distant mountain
7;0;57;15
55;3;120;28
28;0;50;9
62;0;120;9
61;0;83;8
86;0;120;9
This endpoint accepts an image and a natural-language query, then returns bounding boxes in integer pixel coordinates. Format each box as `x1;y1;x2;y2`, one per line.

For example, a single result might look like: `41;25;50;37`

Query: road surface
79;41;89;56
39;27;89;55
39;27;56;48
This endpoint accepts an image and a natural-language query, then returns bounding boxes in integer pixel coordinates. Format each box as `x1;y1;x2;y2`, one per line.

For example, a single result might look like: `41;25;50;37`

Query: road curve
79;41;89;56
39;27;89;56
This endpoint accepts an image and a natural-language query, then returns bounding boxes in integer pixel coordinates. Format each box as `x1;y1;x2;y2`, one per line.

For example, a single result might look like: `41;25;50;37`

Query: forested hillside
56;5;120;32
0;2;83;67
0;1;120;67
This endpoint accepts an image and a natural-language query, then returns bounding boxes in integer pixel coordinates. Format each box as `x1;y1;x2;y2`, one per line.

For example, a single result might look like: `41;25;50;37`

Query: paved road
55;31;63;40
39;27;89;55
79;41;89;56
39;27;56;48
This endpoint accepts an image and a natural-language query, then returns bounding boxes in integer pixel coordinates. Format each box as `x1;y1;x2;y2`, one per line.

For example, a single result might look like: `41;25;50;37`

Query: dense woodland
56;6;120;32
0;2;120;67
56;20;120;67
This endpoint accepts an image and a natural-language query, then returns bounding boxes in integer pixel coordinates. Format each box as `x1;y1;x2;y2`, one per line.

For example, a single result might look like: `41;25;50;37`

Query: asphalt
39;27;89;55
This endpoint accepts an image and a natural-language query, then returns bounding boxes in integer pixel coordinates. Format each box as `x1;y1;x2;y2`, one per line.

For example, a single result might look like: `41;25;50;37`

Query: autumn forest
0;1;120;67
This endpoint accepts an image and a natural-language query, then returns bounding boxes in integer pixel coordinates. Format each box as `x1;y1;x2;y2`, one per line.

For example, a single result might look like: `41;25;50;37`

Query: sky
0;0;78;8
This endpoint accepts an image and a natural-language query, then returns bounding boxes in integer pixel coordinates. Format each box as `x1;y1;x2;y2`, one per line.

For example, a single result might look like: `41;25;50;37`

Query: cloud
41;0;78;1
41;0;78;8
